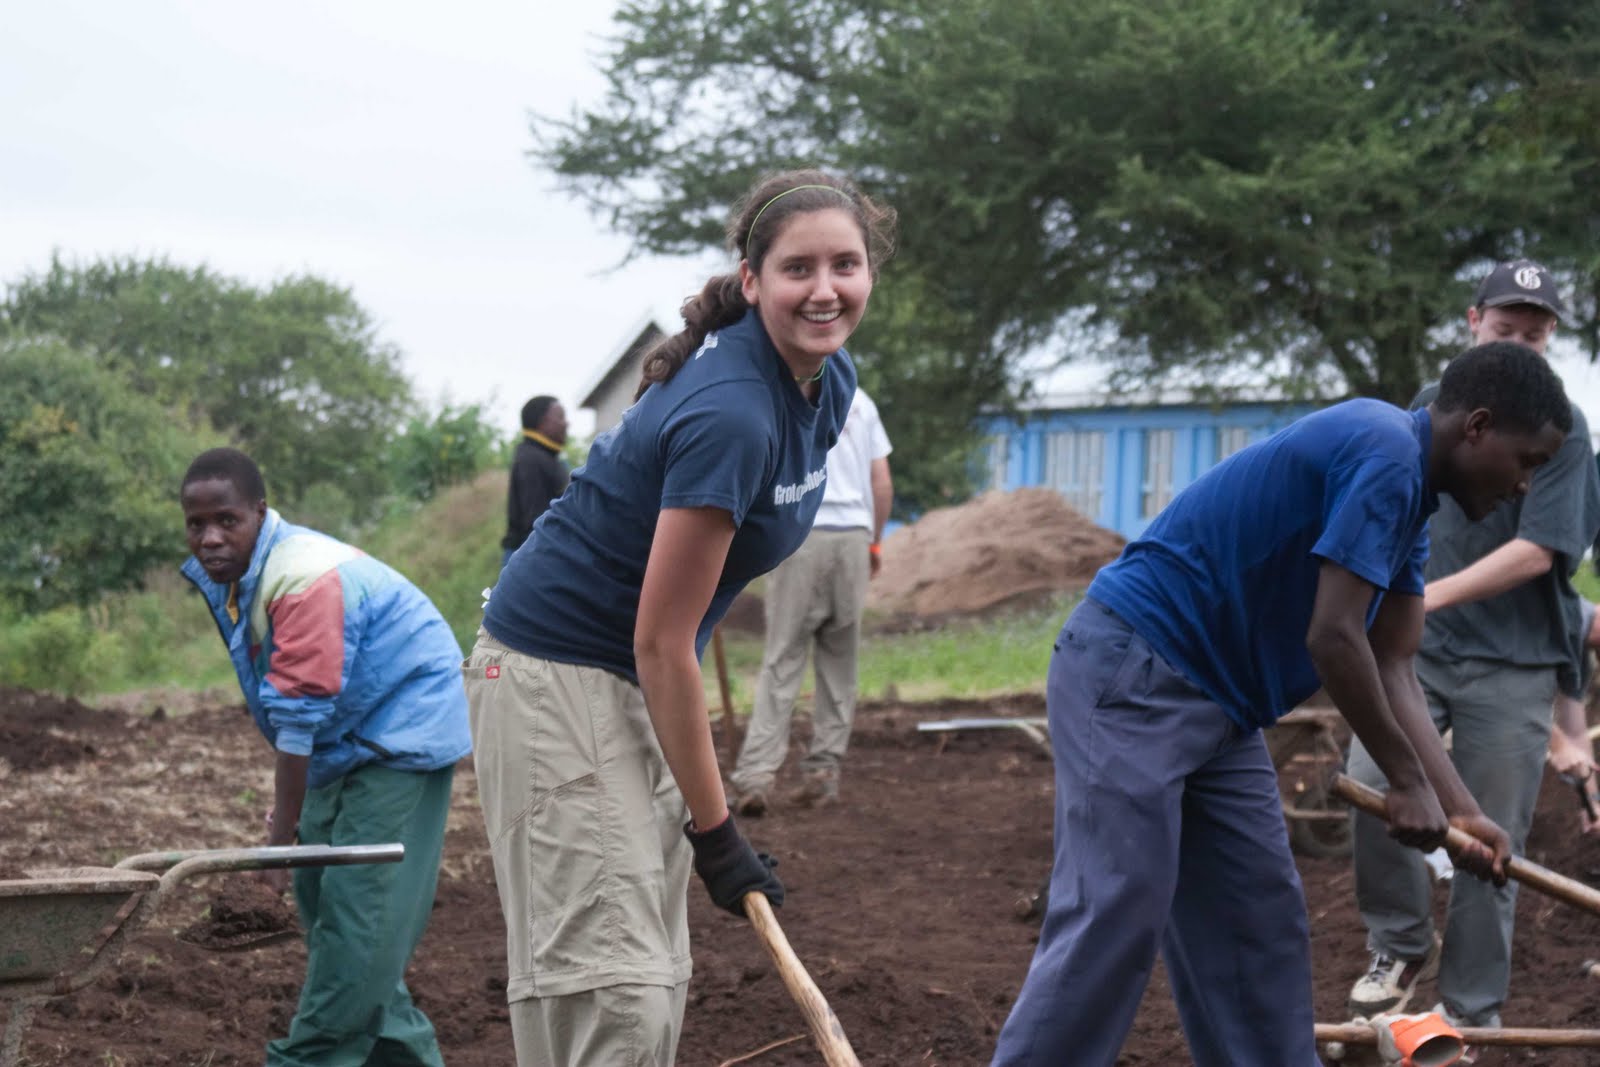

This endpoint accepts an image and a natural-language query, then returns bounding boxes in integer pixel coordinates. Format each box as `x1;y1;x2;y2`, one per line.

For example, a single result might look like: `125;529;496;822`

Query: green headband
745;184;847;253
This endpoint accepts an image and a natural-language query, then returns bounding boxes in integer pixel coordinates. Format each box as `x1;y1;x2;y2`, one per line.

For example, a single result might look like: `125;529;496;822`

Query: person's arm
869;457;892;578
1551;695;1595;775
259;751;311;891
634;506;736;830
1362;578;1509;880
1423;538;1553;612
1306;561;1505;879
1549;695;1600;832
267;752;310;845
256;563;345;887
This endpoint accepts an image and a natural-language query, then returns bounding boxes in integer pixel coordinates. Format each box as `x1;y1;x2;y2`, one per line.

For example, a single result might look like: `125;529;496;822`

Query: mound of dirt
868;489;1125;621
178;879;299;950
0;686;119;771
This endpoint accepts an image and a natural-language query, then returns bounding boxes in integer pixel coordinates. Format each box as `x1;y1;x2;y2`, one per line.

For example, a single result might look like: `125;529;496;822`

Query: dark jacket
502;433;569;551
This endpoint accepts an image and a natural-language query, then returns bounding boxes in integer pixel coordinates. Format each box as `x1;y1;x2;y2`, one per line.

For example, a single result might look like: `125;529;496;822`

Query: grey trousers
730;528;872;793
1347;652;1556;1025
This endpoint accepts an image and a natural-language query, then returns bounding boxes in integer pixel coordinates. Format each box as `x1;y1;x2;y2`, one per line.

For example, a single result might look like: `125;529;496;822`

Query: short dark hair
182;447;267;502
1435;342;1572;436
521;396;558;431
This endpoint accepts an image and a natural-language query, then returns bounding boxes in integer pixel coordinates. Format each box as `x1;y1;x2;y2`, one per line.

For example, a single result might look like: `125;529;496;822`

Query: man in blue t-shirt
1346;261;1600;1031
990;342;1570;1067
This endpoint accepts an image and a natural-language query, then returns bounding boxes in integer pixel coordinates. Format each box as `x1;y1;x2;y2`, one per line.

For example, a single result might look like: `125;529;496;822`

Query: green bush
389;403;503;503
0;607;96;696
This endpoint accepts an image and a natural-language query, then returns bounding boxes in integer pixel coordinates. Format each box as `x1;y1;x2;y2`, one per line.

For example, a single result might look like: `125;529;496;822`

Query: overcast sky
1;0;720;435
8;1;1600;439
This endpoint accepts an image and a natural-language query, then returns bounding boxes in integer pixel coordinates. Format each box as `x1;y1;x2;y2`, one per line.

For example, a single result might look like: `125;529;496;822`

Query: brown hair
633;169;896;400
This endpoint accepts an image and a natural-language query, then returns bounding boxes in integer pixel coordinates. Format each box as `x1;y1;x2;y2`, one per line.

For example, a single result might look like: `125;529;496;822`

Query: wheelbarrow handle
1332;775;1600;916
743;892;862;1067
115;843;405;879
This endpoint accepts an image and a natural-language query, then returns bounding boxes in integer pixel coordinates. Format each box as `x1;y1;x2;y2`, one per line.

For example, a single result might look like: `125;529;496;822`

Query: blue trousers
991;600;1318;1067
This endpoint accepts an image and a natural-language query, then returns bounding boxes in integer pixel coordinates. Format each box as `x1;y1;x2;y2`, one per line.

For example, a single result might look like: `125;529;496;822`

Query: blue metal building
980;396;1320;540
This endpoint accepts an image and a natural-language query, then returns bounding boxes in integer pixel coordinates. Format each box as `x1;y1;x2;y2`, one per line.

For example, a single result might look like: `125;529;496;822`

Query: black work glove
684;811;784;918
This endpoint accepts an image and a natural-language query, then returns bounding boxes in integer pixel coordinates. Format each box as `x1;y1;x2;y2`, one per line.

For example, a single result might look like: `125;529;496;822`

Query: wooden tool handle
1333;774;1600;915
743;892;862;1067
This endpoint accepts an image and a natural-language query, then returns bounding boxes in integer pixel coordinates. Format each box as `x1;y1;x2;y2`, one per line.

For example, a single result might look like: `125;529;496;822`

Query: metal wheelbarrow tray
0;843;402;1067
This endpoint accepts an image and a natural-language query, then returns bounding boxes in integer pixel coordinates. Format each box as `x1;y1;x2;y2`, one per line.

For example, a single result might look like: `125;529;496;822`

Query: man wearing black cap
1346;259;1600;1032
501;395;570;568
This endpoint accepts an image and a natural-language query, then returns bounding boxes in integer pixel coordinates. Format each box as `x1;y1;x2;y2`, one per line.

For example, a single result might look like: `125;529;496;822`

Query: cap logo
1514;266;1543;289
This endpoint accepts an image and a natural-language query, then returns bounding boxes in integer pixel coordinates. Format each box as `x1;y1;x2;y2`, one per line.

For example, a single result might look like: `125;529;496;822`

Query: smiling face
1445;411;1565;521
739;207;873;379
182;477;266;583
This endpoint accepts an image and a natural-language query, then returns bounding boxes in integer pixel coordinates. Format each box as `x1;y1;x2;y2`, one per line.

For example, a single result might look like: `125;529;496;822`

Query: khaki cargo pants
464;630;692;1067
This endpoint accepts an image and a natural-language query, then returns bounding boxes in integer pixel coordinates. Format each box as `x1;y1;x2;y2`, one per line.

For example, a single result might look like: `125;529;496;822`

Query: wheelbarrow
1266;705;1353;859
0;842;403;1067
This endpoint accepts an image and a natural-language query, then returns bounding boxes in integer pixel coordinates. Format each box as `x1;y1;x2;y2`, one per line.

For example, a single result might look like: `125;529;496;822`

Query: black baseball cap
1473;259;1567;322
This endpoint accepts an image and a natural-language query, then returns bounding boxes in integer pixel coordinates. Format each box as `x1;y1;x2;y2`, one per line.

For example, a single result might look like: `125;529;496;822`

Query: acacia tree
535;0;1600;506
2;256;414;521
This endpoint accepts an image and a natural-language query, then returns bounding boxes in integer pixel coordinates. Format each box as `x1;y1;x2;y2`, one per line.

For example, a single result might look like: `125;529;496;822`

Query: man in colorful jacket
180;446;471;1067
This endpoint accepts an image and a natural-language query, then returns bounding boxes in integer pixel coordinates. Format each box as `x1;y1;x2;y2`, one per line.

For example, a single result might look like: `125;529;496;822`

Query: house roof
577;312;670;411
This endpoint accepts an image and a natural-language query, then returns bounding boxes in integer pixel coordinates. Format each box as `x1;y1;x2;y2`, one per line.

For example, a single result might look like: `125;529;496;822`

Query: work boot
1348;935;1441;1017
792;769;840;809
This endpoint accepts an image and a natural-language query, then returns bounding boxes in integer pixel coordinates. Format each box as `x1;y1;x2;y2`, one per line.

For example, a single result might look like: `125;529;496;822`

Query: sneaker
732;788;769;817
1348;936;1441;1017
792;770;840;809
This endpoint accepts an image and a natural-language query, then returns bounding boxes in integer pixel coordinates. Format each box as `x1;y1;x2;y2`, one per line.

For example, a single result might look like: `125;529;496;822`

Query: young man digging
179;447;471;1067
991;343;1568;1067
1346;261;1600;1035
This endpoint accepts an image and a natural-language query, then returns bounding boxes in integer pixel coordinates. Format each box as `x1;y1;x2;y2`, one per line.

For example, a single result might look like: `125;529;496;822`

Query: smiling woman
467;169;896;1067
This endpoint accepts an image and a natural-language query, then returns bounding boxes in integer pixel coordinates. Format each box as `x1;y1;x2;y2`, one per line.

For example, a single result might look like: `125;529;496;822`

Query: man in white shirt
729;388;893;813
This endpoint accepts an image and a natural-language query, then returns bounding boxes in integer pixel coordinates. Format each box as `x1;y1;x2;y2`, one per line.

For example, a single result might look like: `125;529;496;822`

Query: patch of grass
856;595;1073;702
360;469;505;652
703;593;1074;712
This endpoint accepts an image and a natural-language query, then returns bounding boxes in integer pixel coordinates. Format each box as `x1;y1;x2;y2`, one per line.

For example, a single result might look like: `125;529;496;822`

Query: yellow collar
522;429;562;452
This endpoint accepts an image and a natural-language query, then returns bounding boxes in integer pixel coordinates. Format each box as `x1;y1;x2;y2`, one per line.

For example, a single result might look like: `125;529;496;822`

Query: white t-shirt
813;388;892;532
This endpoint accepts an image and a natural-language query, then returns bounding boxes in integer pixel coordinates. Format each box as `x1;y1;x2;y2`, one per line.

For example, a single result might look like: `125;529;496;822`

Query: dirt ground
4;685;1600;1066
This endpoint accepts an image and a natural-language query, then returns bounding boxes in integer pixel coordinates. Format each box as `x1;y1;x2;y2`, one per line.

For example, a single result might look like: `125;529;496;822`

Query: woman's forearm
636;642;729;829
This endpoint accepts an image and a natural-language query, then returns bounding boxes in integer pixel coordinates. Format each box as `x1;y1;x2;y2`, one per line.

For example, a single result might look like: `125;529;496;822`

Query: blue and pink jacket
182;509;471;788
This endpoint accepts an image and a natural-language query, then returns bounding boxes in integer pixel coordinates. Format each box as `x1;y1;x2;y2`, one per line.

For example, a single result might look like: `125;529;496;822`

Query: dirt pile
869;488;1125;620
179;879;299;950
0;685;123;772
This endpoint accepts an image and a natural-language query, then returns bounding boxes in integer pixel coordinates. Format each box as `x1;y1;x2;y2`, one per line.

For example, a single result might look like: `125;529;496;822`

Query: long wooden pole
743;892;861;1067
711;626;736;764
1332;774;1600;915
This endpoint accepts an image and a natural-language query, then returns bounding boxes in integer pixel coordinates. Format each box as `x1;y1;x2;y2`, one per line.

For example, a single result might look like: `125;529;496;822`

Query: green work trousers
266;763;454;1067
